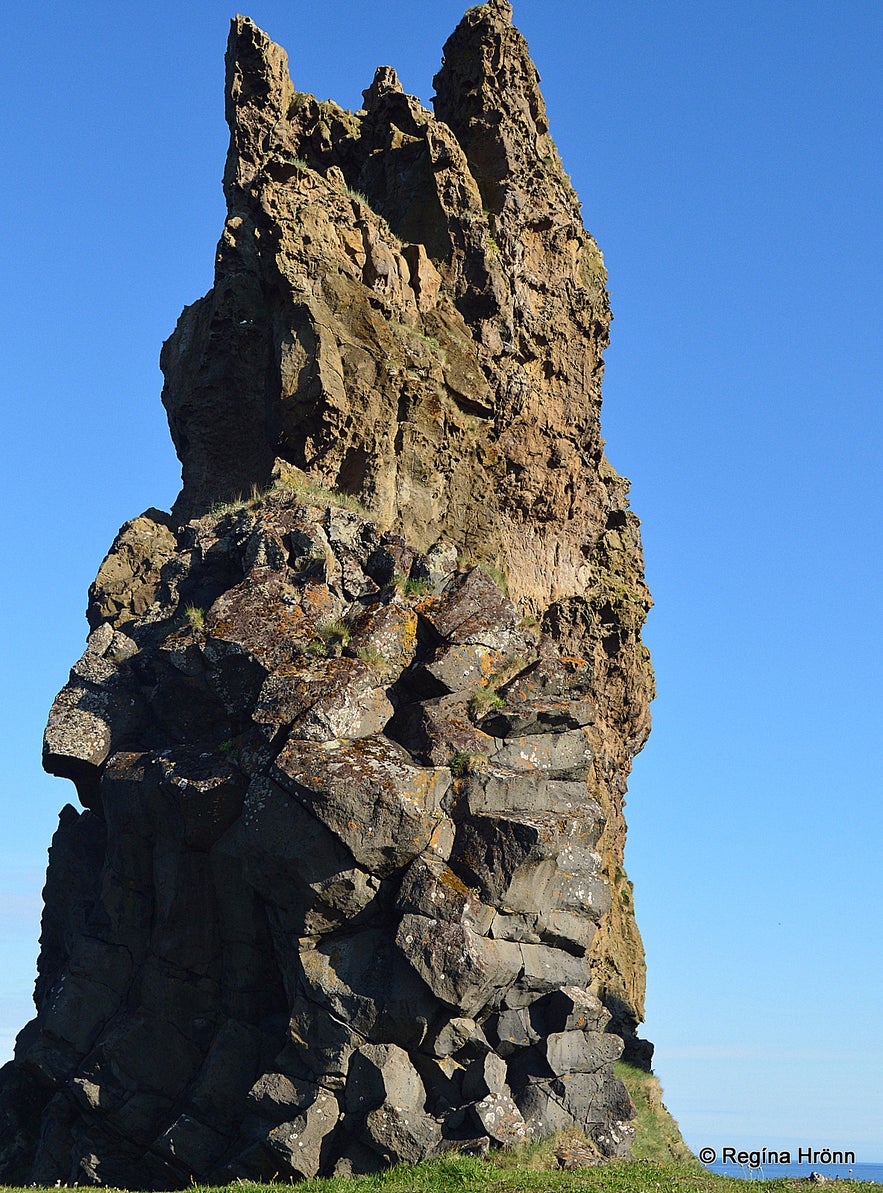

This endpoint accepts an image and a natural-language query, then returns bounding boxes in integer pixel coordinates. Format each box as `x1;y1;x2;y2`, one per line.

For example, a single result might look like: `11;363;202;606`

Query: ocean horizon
708;1161;883;1183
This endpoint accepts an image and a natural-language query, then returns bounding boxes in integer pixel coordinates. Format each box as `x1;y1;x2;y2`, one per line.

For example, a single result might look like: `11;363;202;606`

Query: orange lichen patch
436;865;471;897
425;643;506;695
265;657;317;679
301;581;336;615
205;569;339;670
478;650;505;682
346;603;418;680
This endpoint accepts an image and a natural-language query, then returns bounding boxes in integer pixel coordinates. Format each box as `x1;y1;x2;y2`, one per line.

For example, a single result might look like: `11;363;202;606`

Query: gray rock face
0;1;658;1185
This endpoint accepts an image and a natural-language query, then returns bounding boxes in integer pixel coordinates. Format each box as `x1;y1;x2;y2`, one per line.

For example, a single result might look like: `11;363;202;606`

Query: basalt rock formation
0;4;657;1186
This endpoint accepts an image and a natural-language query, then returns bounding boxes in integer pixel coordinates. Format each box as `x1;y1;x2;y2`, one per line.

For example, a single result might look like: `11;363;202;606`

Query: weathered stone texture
0;3;658;1185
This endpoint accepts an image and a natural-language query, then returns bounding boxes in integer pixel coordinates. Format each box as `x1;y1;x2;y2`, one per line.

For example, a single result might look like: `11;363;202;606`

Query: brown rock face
163;7;637;608
0;5;659;1186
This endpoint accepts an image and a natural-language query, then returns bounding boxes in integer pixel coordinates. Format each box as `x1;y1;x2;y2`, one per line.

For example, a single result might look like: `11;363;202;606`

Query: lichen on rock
0;4;661;1186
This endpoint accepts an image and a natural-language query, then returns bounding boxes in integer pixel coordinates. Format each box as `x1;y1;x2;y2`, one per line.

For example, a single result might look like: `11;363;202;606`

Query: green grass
307;619;354;656
209;483;266;516
4;1153;879;1193
469;687;506;716
467;652;534;721
457;556;509;596
317;618;353;646
615;1062;693;1164
387;320;449;362
395;575;433;597
356;646;388;670
482;562;509;594
277;474;372;516
184;604;206;632
208;474;372;520
448;751;483;777
210;494;249;515
343;185;404;243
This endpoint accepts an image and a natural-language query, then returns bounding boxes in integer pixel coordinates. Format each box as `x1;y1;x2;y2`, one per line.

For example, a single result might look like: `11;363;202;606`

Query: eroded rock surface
0;4;657;1185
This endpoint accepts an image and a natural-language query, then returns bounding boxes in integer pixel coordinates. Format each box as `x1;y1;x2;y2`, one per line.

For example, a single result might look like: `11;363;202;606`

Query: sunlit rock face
0;4;655;1185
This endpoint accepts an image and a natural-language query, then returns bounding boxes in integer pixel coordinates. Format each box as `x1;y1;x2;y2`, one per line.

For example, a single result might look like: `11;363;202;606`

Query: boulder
472;1093;528;1146
263;1090;339;1179
348;1045;441;1164
273;735;450;876
419;568;520;651
396;914;522;1016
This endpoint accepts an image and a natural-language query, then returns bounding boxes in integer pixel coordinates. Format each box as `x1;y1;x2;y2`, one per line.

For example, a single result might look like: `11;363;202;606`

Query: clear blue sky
1;0;880;1163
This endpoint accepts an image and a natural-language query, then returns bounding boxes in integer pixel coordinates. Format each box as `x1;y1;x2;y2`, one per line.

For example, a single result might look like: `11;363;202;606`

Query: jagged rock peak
224;15;294;198
162;6;623;620
363;65;404;109
433;0;570;218
480;0;514;24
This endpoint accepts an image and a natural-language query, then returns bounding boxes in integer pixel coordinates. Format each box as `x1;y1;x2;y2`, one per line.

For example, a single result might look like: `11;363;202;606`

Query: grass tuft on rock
184;604;206;632
274;472;372;516
469;687;506;717
395;574;433;597
207;463;374;519
356;645;387;670
317;618;353;645
615;1061;695;1164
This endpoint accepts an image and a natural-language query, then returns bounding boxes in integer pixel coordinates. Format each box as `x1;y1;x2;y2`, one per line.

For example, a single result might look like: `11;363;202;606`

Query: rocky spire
434;0;556;217
362;65;404;109
224;15;295;199
162;4;626;622
0;7;668;1186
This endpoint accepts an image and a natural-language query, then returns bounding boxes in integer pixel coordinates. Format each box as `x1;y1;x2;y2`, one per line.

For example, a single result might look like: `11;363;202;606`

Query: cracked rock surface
0;3;655;1185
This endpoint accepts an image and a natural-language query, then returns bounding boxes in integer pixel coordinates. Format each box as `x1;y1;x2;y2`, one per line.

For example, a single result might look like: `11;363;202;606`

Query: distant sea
707;1161;883;1183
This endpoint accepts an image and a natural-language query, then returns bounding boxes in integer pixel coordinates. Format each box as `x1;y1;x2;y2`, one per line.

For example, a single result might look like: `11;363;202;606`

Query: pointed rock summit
0;6;667;1186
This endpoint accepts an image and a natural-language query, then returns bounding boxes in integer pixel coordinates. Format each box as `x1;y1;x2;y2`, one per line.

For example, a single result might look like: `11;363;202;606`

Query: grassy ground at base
1;1154;879;1193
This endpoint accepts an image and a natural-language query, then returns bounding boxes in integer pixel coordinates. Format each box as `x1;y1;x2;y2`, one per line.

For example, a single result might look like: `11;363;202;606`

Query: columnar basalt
0;5;657;1186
